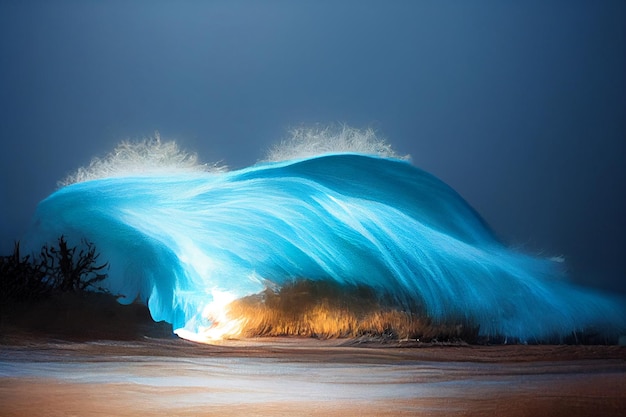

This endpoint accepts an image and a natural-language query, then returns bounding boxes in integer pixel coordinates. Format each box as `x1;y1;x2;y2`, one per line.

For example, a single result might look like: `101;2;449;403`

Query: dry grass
228;280;478;341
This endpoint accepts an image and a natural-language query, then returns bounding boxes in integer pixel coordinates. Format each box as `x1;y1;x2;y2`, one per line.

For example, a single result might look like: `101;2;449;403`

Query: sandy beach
1;334;625;417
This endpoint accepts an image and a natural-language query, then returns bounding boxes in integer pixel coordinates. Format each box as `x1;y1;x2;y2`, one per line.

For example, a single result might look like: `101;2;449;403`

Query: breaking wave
25;127;625;343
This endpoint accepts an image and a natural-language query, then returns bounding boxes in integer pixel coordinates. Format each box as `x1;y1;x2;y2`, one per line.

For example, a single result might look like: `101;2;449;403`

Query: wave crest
60;133;225;186
264;125;410;162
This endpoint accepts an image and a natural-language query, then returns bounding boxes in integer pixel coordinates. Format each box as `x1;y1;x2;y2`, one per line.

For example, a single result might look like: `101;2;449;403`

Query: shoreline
1;335;625;417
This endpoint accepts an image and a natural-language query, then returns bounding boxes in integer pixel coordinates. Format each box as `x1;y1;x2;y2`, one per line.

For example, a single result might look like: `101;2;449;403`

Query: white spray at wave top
61;126;406;187
264;125;410;162
60;132;226;187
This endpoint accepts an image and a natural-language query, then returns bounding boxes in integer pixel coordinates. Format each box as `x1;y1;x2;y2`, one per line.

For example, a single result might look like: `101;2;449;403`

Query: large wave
25;127;625;343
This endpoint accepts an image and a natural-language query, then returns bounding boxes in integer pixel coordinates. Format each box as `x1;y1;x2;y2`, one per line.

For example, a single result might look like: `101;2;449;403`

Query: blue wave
26;152;625;342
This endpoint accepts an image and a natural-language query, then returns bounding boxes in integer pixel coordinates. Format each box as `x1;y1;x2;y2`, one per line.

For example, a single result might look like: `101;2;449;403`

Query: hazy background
1;1;624;294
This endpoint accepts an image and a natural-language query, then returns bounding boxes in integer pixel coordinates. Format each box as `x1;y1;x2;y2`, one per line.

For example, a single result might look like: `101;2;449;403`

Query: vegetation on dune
229;279;480;343
0;236;109;303
227;280;615;344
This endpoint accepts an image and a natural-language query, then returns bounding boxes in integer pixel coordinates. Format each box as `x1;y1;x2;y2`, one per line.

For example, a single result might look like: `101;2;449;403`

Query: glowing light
174;290;245;343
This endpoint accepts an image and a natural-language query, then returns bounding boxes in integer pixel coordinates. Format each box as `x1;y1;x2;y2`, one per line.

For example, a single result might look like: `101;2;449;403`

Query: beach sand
1;335;625;417
1;294;624;416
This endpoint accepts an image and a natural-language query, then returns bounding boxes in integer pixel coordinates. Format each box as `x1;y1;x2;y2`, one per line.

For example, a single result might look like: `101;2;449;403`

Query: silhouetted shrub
0;236;108;303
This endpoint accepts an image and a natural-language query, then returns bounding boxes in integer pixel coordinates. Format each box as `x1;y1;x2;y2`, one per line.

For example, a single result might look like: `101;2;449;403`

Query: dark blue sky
1;1;624;294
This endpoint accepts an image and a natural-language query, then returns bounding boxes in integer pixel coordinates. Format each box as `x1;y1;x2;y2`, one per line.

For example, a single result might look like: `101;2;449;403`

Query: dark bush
0;236;109;303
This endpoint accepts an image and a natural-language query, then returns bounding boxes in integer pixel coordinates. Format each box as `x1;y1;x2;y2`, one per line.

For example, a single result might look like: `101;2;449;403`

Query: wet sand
1;335;625;416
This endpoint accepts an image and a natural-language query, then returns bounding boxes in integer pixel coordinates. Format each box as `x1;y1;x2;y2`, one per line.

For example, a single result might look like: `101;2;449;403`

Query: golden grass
228;280;478;341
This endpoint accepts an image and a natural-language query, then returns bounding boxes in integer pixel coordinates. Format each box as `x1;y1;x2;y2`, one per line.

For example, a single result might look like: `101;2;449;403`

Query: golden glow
174;280;477;343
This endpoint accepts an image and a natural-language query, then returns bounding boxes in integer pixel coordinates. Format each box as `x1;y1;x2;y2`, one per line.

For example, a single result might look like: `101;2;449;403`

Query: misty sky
0;1;624;294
